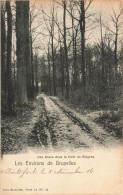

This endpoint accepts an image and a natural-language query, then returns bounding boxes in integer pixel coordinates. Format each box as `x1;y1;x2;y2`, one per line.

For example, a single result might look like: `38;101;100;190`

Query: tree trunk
6;1;13;112
31;44;34;97
72;13;75;88
88;52;92;85
26;4;31;99
48;46;52;95
16;1;29;105
30;12;34;98
72;14;77;89
51;7;56;96
1;4;6;91
74;34;77;87
63;0;69;98
80;0;86;91
35;54;38;93
51;35;57;96
60;45;64;95
99;16;105;83
114;30;118;75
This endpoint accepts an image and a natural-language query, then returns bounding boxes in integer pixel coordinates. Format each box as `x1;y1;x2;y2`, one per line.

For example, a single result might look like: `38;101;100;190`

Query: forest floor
1;93;122;156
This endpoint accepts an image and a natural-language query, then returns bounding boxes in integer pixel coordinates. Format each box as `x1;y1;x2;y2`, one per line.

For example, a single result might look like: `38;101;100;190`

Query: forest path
1;93;120;155
32;94;120;152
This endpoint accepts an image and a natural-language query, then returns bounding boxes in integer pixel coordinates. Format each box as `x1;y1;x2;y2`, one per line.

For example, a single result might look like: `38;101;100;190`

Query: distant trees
41;4;57;96
106;8;123;74
1;0;123;114
35;0;122;109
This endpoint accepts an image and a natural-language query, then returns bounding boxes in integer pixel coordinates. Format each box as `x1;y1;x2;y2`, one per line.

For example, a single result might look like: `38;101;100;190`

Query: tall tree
6;1;13;112
79;0;86;90
42;5;57;96
1;2;6;90
99;15;105;82
70;4;79;89
29;11;34;98
109;9;123;74
60;43;65;95
35;51;39;93
48;43;52;95
61;0;93;91
51;6;57;96
63;0;69;98
16;1;30;105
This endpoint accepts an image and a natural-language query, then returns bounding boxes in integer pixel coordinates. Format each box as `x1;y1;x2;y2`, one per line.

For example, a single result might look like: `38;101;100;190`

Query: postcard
0;0;123;194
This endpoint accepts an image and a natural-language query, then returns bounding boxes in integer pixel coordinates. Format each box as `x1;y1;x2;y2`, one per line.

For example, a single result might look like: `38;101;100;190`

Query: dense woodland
1;0;123;115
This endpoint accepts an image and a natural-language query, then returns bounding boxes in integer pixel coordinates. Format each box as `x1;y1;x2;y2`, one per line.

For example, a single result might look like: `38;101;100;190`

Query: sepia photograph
0;0;123;194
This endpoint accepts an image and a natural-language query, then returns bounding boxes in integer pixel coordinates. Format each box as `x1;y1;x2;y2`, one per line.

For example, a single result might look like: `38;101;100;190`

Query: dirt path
35;94;120;151
1;94;120;155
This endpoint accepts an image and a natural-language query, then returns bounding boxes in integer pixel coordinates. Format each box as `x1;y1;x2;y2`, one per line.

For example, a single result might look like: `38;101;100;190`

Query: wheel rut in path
50;96;120;149
28;97;52;151
41;94;104;150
